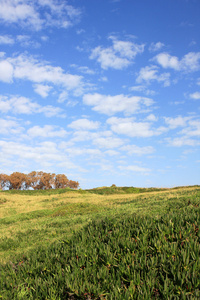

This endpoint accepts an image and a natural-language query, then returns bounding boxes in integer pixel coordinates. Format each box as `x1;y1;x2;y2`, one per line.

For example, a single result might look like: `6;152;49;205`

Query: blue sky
0;0;199;189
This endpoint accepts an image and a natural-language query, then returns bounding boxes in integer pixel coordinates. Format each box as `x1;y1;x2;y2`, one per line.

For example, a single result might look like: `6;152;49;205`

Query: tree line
0;171;79;190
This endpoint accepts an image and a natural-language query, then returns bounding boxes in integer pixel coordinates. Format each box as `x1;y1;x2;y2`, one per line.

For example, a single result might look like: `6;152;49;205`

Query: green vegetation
86;186;167;195
0;186;200;299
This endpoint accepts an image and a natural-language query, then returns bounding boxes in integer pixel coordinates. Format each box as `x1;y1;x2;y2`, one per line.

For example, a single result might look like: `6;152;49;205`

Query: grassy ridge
0;186;200;299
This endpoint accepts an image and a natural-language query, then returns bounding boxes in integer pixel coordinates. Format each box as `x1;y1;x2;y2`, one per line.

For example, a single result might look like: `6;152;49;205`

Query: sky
0;0;200;189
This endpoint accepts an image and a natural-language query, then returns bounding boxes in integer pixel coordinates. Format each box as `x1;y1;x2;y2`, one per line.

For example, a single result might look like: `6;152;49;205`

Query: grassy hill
0;186;200;299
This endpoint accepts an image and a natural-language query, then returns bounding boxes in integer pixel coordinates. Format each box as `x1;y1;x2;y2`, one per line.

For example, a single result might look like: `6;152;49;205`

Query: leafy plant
0;205;199;299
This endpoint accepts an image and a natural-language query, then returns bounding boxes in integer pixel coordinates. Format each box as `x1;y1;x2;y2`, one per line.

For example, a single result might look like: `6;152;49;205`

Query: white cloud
189;92;200;100
58;91;68;103
180;120;200;137
10;54;82;89
149;42;164;52
165;118;200;147
0;0;42;30
34;84;52;98
0;60;13;83
68;118;100;130
129;85;156;96
118;165;151;174
92;136;124;149
70;64;95;75
0;35;14;44
120;144;155;155
136;65;170;86
99;76;108;82
0;95;63;117
90;46;130;70
146;114;157;122
71;130;112;144
164;116;192;129
83;93;154;115
154;52;200;72
0;118;23;135
104;150;119;156
107;117;167;137
130;85;146;92
16;35;40;48
60;146;102;158
90;36;144;70
0;54;84;96
0;139;83;172
0;0;81;30
27;125;68;138
166;137;200;147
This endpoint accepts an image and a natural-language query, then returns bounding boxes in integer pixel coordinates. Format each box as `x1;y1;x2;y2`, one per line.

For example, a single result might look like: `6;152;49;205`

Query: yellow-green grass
0;186;199;264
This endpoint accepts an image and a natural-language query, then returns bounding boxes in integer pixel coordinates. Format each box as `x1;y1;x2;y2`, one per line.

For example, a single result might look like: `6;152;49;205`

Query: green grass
0;186;200;299
1;187;80;196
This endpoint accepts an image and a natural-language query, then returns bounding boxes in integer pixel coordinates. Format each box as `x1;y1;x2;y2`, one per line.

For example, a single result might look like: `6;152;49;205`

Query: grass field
0;186;200;299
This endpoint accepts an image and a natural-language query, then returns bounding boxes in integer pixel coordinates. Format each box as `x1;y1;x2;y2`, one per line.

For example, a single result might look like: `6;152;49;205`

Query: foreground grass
0;186;200;299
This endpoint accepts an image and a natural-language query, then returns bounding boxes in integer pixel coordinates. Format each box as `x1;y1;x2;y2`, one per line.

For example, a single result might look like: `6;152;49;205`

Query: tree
9;172;27;190
40;172;55;190
68;180;79;189
0;174;10;190
54;174;69;189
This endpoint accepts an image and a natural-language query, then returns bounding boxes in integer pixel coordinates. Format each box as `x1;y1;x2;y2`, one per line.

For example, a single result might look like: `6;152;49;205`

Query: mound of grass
1;204;199;299
86;186;167;195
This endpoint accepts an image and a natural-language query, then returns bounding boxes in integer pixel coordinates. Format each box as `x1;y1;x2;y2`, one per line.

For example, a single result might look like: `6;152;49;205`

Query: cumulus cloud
146;114;158;122
154;52;200;72
165;118;200;147
11;54;82;88
0;118;24;135
16;35;40;48
0;95;63;117
0;54;84;96
0;139;82;172
71;64;95;75
166;137;200;147
118;165;151;174
164;116;192;129
120;144;155;155
189;92;200;100
27;125;68;138
33;84;52;98
90;36;144;70
180;120;200;137
92;136;124;149
0;60;13;83
0;35;14;44
129;85;156;96
149;42;165;52
68;118;100;130
136;65;170;86
107;117;167;138
61;147;102;158
0;0;81;30
83;93;154;115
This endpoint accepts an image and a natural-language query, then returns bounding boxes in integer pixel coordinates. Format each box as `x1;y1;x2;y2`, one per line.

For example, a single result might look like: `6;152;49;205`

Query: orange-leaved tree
9;172;27;190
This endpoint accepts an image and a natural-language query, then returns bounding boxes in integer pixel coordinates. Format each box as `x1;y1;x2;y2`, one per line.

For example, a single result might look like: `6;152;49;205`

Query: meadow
0;186;199;299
